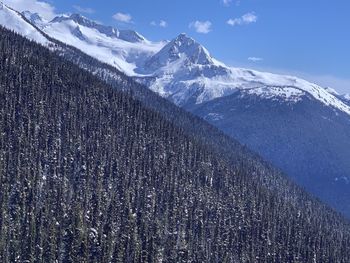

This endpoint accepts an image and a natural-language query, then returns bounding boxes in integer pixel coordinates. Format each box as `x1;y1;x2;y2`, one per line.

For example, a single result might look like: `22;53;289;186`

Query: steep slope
191;92;350;215
1;4;347;117
39;13;164;75
142;34;350;216
22;10;46;29
0;4;164;76
1;5;350;217
0;2;49;45
1;25;350;263
49;32;350;218
342;94;350;105
137;34;350;116
1;4;348;116
335;93;350;107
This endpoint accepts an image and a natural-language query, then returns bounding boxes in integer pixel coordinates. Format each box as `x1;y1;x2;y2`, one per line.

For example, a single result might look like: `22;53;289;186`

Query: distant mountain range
1;2;350;217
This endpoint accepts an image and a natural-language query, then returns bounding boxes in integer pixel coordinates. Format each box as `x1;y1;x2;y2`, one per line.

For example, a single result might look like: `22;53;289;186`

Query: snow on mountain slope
138;33;217;73
50;14;146;43
337;94;350;107
0;3;163;75
136;33;350;116
1;4;349;117
0;2;49;45
324;87;350;107
39;13;165;76
22;10;47;29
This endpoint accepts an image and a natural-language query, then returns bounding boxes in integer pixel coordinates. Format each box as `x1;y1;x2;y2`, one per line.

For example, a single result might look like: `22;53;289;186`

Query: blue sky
5;0;350;93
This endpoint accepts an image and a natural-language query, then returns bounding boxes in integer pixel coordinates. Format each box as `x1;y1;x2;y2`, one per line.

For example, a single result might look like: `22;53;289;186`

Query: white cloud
2;0;56;20
73;5;95;14
150;20;168;28
227;12;257;26
222;0;232;6
113;12;132;23
189;20;212;34
159;20;168;28
222;0;241;7
248;57;263;62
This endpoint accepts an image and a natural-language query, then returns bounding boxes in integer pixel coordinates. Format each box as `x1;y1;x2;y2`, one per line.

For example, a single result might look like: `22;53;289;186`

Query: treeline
0;26;350;262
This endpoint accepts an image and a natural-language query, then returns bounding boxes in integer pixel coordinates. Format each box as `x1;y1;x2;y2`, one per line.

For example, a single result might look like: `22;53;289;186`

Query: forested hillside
190;91;350;217
1;26;350;262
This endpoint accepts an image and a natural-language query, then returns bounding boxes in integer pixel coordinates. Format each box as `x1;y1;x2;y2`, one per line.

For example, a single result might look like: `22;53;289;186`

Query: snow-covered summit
50;13;146;43
51;13;120;37
133;34;350;115
142;33;214;72
28;12;165;75
141;51;350;117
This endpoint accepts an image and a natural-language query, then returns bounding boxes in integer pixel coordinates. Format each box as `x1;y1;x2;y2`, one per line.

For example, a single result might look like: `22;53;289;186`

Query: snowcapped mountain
2;3;350;217
37;12;164;75
139;33;217;72
133;33;350;117
1;3;348;117
0;4;165;76
50;13;147;43
137;33;350;115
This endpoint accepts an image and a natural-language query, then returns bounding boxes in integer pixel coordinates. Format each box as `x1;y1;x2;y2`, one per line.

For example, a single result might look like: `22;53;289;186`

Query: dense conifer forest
1;26;350;262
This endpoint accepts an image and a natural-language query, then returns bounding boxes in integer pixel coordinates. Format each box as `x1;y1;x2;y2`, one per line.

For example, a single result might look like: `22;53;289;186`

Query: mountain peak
49;13;146;43
69;13;85;20
177;32;191;40
118;29;146;43
51;13;92;25
173;33;197;47
141;33;213;72
170;33;213;64
50;13;121;38
22;11;44;27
